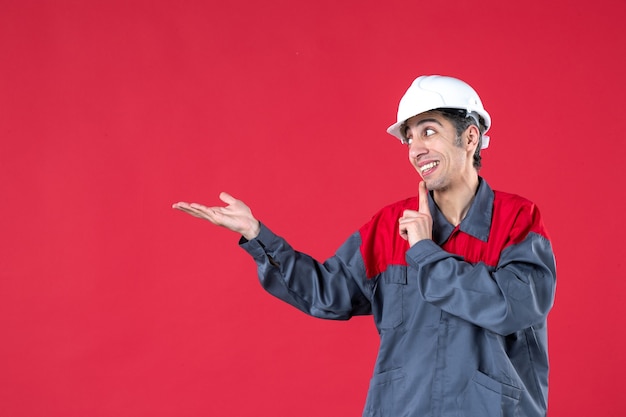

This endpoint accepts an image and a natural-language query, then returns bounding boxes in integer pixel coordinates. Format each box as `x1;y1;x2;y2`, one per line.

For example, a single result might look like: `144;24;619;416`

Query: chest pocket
373;266;407;330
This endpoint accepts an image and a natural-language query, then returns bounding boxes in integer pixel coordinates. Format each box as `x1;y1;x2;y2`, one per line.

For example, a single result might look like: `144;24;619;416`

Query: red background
1;0;625;416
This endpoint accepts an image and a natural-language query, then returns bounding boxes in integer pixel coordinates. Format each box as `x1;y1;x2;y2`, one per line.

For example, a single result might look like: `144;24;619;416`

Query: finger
401;209;419;219
398;223;409;241
174;205;209;219
173;202;205;211
176;203;207;218
173;202;201;213
418;181;431;215
219;192;237;206
189;202;210;212
173;200;233;226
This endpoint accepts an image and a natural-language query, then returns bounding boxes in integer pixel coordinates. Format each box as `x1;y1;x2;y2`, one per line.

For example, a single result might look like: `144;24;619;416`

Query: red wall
1;0;625;416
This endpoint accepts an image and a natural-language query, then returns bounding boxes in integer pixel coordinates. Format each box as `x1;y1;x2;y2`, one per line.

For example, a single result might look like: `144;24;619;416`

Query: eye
425;128;436;137
402;137;413;146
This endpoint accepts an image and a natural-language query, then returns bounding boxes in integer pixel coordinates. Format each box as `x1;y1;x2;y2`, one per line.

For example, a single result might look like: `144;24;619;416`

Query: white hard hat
387;75;492;149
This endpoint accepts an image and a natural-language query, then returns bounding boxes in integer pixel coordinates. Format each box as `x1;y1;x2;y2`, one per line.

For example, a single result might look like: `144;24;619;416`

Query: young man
173;75;557;417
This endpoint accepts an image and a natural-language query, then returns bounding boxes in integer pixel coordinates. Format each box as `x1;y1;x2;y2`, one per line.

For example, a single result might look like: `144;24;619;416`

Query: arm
397;182;556;335
406;216;556;336
173;193;372;320
241;223;372;320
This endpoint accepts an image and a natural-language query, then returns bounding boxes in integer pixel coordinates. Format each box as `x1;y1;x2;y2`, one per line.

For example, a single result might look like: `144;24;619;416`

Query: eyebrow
408;118;444;128
402;118;444;137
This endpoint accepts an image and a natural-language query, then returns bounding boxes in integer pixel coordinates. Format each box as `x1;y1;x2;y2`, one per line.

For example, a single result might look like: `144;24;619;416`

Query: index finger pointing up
418;181;431;215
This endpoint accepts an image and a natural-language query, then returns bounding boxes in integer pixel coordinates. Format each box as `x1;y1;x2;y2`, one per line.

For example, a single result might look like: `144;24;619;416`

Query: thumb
418;181;431;215
219;192;237;205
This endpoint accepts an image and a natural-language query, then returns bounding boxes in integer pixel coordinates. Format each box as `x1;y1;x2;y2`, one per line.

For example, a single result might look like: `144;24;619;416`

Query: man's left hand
399;181;433;247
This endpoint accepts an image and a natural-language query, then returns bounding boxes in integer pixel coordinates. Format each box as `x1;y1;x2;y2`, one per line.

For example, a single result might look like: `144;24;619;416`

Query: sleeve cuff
239;222;281;260
405;239;443;268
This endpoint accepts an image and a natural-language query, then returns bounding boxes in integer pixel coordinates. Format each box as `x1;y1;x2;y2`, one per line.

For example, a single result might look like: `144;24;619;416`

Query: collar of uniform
430;177;493;245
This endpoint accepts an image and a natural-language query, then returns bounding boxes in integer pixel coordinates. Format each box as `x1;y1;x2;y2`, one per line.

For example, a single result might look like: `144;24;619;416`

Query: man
173;75;557;417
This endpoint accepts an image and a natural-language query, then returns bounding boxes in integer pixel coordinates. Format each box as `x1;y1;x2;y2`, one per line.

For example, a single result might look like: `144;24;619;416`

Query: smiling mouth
419;161;440;174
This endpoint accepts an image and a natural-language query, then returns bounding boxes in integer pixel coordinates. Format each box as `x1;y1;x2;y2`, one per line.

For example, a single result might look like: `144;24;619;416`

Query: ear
464;125;480;152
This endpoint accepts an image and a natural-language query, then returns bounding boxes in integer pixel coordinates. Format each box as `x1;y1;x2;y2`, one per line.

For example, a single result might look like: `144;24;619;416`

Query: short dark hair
436;108;485;170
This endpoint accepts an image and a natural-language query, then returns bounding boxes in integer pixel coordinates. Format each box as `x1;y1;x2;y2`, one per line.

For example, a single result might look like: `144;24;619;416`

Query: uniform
240;177;556;417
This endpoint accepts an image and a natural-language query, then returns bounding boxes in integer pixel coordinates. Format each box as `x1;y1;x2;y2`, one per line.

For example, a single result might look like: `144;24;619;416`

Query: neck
432;174;480;226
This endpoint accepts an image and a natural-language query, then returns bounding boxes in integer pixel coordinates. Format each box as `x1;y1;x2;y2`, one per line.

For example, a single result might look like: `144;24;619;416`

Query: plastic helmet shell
387;75;492;149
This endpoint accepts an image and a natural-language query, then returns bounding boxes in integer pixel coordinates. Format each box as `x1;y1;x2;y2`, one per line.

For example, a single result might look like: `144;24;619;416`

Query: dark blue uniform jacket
241;178;557;417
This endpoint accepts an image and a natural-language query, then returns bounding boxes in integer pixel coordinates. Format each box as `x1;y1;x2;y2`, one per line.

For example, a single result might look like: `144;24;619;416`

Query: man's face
402;111;474;191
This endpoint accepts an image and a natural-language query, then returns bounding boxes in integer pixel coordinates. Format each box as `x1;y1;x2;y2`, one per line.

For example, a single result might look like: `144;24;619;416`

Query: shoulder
492;189;542;217
493;189;532;204
493;189;536;211
492;189;550;241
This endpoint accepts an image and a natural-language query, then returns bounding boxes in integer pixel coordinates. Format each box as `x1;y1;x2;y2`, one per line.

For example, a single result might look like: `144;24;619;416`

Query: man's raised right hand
172;192;261;240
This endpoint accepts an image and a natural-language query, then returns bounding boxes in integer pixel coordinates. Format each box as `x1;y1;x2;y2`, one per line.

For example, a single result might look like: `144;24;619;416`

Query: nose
408;137;427;160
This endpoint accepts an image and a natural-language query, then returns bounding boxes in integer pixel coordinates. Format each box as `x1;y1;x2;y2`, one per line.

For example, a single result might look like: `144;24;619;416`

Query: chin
424;178;448;192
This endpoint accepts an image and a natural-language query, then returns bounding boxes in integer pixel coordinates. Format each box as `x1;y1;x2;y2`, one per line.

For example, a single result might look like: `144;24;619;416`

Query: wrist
242;221;261;241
